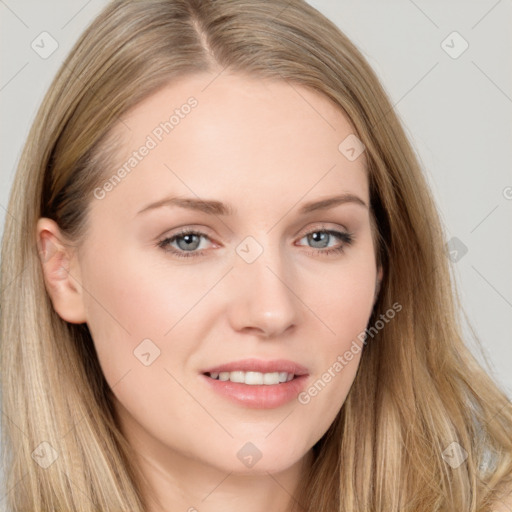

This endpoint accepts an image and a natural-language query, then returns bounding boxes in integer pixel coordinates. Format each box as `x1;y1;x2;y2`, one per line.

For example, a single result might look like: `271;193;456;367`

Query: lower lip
201;374;309;409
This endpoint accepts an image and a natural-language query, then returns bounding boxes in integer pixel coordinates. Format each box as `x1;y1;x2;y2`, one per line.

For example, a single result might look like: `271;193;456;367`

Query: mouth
205;370;296;385
200;359;309;409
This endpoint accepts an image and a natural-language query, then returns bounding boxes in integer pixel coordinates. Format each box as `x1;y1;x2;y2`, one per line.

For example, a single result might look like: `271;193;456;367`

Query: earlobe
36;218;87;324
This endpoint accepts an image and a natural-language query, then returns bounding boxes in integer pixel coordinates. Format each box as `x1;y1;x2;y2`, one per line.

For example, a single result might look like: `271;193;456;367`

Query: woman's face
68;73;379;475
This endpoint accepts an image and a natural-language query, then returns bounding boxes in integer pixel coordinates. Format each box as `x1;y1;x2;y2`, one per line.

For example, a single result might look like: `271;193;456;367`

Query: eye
296;228;353;256
157;226;354;259
157;229;213;258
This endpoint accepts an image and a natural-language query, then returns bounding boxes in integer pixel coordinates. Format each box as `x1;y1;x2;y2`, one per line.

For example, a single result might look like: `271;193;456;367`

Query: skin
37;72;382;512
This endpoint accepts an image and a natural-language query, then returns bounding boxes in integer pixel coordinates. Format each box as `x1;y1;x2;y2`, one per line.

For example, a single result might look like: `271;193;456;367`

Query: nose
226;245;300;339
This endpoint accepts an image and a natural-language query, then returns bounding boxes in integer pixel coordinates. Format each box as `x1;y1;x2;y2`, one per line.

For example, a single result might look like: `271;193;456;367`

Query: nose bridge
227;234;300;337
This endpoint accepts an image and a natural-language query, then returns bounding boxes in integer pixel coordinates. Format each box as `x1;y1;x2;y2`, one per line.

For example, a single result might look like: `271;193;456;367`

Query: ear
36;218;87;324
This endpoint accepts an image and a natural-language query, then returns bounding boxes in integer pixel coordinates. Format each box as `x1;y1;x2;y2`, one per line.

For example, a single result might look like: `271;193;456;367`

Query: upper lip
201;358;309;376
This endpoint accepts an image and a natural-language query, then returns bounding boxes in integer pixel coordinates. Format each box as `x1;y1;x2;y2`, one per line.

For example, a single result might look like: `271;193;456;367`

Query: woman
1;0;511;510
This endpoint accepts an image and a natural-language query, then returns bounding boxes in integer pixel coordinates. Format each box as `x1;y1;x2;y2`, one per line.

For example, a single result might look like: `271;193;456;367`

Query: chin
202;436;312;476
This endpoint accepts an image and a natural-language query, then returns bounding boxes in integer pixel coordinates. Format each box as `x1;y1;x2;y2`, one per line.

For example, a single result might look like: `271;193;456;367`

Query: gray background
0;2;511;494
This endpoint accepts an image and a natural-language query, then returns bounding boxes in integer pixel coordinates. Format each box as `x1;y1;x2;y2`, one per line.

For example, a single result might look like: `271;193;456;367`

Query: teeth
208;370;295;385
263;372;279;385
230;371;245;383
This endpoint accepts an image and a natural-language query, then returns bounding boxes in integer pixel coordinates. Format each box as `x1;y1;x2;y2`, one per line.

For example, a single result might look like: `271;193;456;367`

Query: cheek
293;253;376;441
81;246;212;339
304;252;377;345
79;248;226;388
79;251;210;447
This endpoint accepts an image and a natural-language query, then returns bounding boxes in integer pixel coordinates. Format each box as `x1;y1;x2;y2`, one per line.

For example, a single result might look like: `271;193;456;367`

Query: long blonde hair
1;0;511;510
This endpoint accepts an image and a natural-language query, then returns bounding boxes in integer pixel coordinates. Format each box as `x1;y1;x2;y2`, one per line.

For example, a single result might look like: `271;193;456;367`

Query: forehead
94;72;368;216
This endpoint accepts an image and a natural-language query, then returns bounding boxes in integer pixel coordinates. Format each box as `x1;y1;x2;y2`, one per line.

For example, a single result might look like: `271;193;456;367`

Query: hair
1;0;511;510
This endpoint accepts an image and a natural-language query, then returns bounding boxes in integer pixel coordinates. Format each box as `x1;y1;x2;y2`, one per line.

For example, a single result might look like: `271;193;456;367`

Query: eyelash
157;227;354;259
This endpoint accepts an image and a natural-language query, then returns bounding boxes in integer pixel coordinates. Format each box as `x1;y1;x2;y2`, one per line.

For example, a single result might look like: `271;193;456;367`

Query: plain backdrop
0;0;511;496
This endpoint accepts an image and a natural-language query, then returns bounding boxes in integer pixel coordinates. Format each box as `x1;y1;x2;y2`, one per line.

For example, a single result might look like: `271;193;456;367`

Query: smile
206;371;295;385
200;359;309;409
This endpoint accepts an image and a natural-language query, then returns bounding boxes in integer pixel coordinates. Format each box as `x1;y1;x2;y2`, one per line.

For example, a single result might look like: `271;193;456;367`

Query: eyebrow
136;193;368;217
